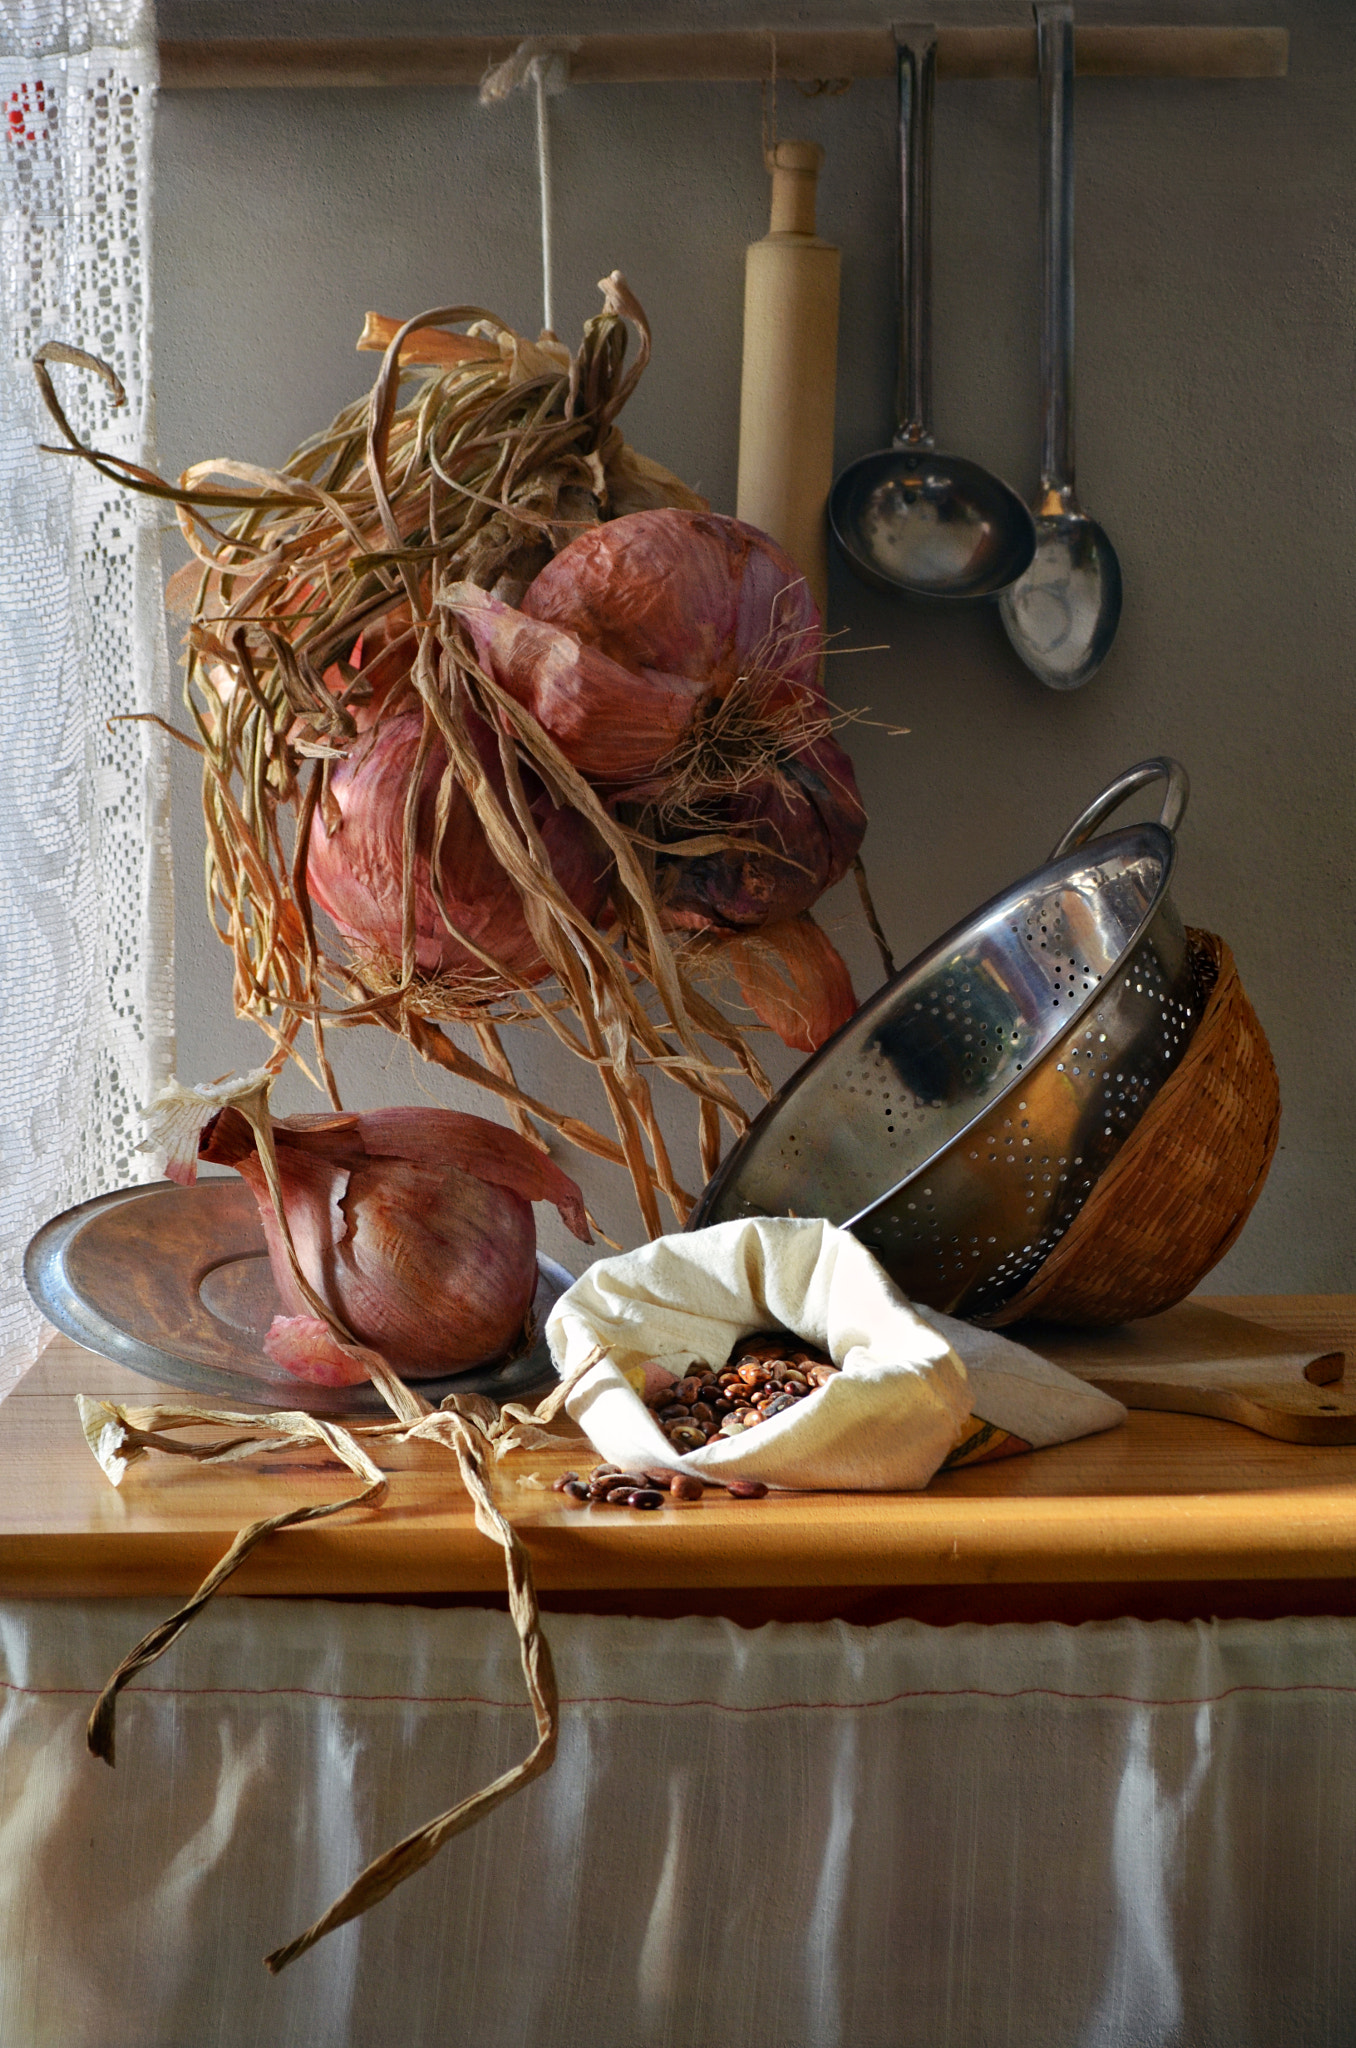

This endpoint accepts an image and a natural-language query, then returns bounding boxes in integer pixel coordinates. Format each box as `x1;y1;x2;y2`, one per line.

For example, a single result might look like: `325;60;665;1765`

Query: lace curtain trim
0;0;171;1390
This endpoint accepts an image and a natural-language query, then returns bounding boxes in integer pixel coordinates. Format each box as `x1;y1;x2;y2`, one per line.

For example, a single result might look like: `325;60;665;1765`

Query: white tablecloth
0;1599;1352;2046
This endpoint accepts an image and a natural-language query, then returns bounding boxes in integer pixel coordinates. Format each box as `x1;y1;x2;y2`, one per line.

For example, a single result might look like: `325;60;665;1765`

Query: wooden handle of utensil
736;140;841;621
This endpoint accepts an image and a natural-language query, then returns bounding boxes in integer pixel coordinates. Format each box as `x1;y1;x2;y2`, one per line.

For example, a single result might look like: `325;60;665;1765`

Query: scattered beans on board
550;1465;768;1506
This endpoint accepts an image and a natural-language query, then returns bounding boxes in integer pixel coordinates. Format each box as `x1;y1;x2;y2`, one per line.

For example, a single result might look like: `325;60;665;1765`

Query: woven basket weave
985;929;1280;1328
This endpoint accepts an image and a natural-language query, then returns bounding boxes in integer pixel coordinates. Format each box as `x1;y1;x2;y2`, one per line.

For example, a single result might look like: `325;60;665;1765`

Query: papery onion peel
201;1104;590;1379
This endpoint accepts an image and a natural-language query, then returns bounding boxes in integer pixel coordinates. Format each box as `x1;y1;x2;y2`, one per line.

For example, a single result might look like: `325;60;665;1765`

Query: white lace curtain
0;0;171;1393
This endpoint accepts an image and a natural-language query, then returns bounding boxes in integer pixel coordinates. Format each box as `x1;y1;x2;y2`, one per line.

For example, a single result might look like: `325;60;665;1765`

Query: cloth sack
547;1217;1124;1491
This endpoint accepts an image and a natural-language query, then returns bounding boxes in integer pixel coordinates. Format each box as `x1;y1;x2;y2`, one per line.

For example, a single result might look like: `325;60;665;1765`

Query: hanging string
760;30;779;169
533;61;555;334
480;37;579;339
760;35;849;166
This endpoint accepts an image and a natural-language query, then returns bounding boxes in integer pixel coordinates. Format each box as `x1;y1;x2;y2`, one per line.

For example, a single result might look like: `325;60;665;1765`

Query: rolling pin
736;138;841;621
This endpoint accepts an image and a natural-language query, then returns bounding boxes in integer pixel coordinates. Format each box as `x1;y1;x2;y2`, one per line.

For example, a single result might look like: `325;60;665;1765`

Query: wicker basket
984;929;1280;1328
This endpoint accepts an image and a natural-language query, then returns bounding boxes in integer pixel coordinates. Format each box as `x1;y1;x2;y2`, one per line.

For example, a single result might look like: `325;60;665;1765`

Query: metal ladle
1000;3;1122;687
830;23;1036;601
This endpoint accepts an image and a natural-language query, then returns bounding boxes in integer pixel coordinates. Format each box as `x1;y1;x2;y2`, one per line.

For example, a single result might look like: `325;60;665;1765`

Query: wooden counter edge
4;1480;1356;1598
8;1295;1353;1605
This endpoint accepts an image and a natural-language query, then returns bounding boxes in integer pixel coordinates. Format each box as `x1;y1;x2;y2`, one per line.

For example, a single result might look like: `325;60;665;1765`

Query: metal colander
691;759;1202;1321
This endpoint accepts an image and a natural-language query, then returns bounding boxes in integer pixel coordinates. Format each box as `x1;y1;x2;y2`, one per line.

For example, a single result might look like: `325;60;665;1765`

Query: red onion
306;704;611;983
201;1104;590;1384
444;509;826;794
657;732;866;932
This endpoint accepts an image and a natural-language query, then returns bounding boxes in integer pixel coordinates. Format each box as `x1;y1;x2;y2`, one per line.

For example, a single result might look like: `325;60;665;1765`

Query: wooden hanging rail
159;27;1288;93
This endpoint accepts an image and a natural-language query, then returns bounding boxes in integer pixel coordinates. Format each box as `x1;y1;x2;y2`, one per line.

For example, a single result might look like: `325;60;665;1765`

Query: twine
760;30;779;170
480;37;579;337
80;1345;605;1974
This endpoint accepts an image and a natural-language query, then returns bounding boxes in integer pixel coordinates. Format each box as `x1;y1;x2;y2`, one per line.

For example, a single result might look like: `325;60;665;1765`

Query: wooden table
3;1297;1354;1626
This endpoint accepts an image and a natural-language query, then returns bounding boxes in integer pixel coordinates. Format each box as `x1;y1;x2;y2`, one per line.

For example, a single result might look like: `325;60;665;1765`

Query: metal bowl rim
692;818;1179;1231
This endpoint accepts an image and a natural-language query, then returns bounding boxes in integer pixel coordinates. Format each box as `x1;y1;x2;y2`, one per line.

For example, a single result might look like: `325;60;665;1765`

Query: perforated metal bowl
691;759;1202;1320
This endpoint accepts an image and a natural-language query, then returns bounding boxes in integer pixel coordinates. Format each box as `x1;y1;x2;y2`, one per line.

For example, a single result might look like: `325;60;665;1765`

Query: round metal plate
24;1178;570;1415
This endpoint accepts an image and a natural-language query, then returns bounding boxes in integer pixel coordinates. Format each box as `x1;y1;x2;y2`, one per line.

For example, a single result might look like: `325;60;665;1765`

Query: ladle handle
1037;3;1076;507
1050;756;1190;857
894;24;936;449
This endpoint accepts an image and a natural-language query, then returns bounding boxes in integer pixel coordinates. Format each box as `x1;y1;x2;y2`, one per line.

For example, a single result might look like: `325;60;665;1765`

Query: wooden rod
159;26;1289;93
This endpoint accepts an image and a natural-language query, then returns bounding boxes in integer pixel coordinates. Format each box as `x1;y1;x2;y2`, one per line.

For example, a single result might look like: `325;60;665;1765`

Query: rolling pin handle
768;139;825;236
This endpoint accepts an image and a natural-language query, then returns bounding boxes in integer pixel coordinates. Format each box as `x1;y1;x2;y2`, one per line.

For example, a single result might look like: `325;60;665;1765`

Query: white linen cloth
0;1597;1352;2046
0;0;172;1396
911;1302;1128;1448
551;1219;1123;1489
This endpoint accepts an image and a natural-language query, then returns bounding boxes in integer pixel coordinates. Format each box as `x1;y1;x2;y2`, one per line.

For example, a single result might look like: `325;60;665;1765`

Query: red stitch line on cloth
563;1681;1356;1712
1;1676;1355;1712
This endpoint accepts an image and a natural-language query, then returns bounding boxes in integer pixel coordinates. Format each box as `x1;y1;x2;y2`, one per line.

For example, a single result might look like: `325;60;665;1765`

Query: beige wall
153;0;1355;1289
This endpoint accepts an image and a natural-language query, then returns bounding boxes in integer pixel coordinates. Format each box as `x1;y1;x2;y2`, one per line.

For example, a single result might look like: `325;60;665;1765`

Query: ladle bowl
831;445;1038;602
1000;502;1122;687
831;24;1035;603
1001;6;1122;687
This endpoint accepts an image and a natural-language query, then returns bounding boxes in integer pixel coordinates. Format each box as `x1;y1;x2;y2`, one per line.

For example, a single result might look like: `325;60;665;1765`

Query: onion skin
523;509;821;697
715;915;857;1054
263;1316;371;1387
337;602;420;731
448;584;703;786
306;706;611;981
201;1105;591;1381
658;734;866;932
444;509;824;790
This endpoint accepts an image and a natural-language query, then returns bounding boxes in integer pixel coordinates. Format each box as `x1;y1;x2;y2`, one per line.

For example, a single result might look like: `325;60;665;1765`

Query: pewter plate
24;1178;569;1415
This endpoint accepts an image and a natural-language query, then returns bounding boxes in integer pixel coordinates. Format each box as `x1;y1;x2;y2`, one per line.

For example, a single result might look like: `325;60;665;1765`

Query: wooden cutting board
1025;1301;1353;1445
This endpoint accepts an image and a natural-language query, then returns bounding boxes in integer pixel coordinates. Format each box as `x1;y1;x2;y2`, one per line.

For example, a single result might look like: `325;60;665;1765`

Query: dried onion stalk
35;278;884;1239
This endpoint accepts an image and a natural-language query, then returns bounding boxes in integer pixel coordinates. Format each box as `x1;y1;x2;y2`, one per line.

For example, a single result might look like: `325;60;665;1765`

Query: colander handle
1049;756;1189;858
